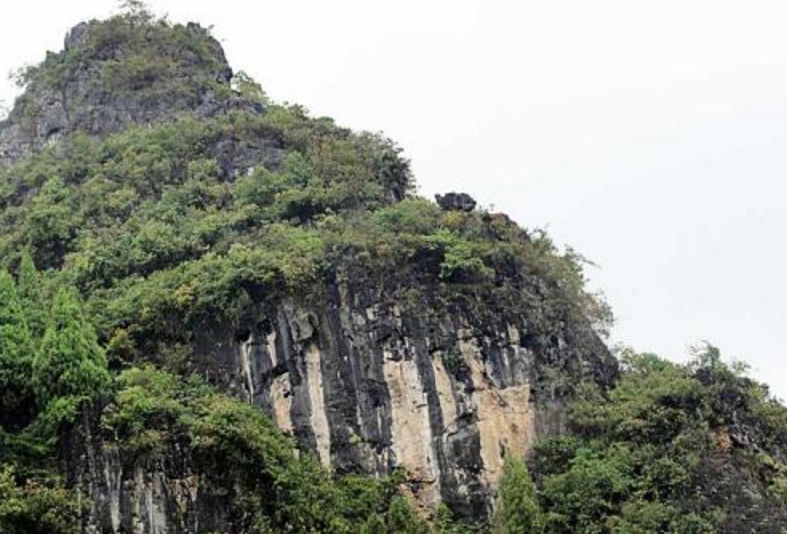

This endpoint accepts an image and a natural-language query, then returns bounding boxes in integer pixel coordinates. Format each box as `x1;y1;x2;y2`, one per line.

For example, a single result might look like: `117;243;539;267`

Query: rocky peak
0;14;255;163
64;21;91;51
436;192;478;212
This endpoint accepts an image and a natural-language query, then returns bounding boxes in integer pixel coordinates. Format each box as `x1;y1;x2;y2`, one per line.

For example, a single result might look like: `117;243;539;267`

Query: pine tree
16;250;46;340
33;286;110;407
493;457;543;534
0;271;35;429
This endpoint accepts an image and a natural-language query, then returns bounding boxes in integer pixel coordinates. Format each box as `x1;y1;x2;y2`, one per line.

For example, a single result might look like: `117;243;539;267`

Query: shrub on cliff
527;347;787;533
0;467;80;534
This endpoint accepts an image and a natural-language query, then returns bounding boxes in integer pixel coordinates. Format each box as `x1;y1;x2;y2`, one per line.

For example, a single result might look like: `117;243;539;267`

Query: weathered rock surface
214;275;613;517
0;21;257;164
49;241;615;533
63;409;237;534
436;192;478;212
66;268;613;532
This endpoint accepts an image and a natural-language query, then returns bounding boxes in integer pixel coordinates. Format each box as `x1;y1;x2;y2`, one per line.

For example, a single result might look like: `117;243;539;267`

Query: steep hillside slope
1;7;784;534
0;8;614;532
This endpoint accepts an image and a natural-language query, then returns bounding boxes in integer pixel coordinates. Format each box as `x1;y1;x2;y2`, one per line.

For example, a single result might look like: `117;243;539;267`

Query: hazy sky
1;1;785;398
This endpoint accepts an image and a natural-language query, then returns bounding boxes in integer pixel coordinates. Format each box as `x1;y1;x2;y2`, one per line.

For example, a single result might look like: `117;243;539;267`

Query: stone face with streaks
188;271;615;520
64;267;614;533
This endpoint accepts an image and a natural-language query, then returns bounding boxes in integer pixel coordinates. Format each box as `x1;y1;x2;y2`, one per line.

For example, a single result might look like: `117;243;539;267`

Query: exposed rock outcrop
436;192;477;212
0;20;256;164
65;266;614;532
216;276;613;516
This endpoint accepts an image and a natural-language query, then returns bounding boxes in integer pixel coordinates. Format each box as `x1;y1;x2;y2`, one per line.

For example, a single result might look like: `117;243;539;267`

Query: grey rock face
64;410;234;534
0;21;258;164
193;272;612;519
65;21;91;51
436;192;478;212
67;270;614;532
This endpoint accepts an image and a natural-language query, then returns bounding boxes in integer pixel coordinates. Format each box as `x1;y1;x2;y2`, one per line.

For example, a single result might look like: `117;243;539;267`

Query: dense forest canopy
0;4;785;533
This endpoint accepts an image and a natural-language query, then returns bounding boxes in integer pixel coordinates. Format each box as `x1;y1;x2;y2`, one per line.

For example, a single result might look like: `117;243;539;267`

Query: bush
530;348;787;533
0;466;80;534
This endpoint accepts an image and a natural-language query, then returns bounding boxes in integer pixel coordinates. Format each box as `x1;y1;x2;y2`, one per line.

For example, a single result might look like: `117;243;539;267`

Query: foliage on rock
494;347;787;534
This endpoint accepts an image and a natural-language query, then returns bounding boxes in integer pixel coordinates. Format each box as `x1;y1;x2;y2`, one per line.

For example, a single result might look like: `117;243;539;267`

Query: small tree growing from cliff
436;503;473;534
493;456;544;534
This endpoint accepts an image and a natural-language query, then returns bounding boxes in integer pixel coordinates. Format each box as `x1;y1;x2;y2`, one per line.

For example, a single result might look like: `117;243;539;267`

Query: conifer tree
493;457;543;534
33;286;110;407
16;250;46;340
0;271;35;429
0;271;31;358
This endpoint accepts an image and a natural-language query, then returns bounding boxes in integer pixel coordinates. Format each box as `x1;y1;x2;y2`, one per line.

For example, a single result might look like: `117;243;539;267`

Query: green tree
119;0;153;22
436;503;473;534
0;271;36;429
16;250;46;339
232;70;269;105
25;178;78;269
540;450;631;533
32;287;110;408
493;457;543;534
387;496;430;534
0;466;80;534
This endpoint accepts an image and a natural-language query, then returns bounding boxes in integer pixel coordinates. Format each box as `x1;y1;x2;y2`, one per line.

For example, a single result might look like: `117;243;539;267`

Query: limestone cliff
195;271;614;516
64;273;613;532
0;13;616;533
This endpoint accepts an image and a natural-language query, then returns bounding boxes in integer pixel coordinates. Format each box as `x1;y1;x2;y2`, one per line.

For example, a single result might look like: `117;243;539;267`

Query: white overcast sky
1;1;786;399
